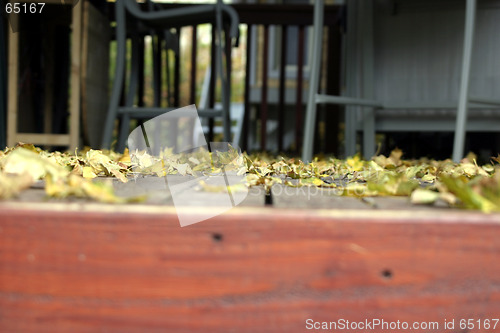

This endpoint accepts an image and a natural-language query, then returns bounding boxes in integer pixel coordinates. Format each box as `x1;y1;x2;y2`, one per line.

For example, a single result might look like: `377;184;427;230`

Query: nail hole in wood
212;233;223;242
381;269;393;279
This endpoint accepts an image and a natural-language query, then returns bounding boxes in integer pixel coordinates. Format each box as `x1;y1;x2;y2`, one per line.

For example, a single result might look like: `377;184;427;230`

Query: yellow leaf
198;180;247;193
3;147;68;181
299;177;324;187
175;163;192;176
81;180;127;204
119;148;131;163
346;155;364;171
0;172;34;199
83;166;98;179
411;189;440;205
109;168;128;183
421;174;436;182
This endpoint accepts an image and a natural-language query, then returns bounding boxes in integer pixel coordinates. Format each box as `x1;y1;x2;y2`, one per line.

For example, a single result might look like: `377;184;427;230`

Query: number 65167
5;3;45;14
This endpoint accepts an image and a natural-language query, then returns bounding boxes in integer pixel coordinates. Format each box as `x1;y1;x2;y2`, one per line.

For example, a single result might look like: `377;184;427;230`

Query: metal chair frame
102;0;239;151
302;0;500;162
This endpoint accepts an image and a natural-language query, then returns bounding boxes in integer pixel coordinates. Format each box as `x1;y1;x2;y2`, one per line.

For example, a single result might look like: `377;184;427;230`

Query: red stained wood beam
0;203;499;332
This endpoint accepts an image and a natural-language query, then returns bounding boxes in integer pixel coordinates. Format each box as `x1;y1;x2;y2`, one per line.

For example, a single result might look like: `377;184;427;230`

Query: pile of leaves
0;144;133;203
245;149;500;212
0;143;500;212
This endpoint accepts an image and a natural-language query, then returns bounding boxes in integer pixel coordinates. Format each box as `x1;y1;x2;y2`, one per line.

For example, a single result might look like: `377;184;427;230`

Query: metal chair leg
114;26;141;152
126;27;140;107
453;0;476;162
216;0;231;143
360;0;375;159
223;28;232;144
105;0;239;151
101;0;127;149
117;114;130;152
302;0;324;163
362;108;375;158
152;32;162;107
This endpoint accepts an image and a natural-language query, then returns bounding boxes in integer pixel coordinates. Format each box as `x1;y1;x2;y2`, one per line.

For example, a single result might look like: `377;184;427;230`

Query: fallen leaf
411;189;440;205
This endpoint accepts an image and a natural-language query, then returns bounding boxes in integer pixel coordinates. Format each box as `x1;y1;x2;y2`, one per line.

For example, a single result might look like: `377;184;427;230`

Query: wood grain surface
0;203;499;332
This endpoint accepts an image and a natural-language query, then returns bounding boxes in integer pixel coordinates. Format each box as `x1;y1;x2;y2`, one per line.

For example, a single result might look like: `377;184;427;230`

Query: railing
233;4;341;154
106;2;342;154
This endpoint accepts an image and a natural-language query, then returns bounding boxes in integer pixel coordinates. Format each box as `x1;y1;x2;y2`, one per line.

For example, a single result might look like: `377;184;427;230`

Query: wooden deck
1;177;500;332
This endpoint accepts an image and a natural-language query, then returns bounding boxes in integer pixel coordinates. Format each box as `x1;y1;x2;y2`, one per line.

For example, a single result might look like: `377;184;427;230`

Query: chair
302;0;500;163
101;0;239;151
190;65;245;147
